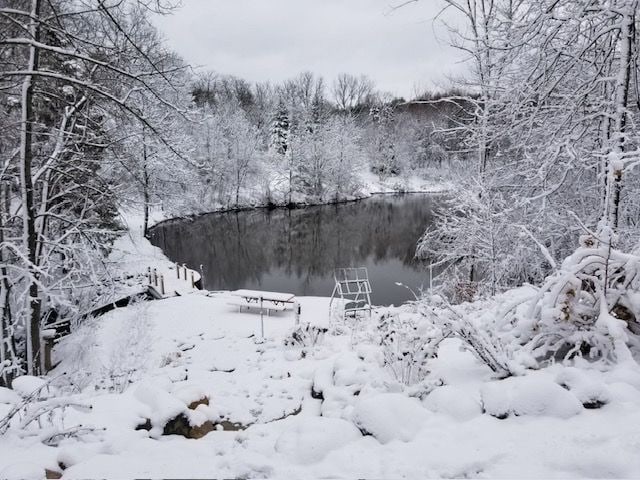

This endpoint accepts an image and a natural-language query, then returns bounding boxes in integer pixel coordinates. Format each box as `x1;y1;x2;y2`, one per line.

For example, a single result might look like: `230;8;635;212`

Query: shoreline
146;187;449;232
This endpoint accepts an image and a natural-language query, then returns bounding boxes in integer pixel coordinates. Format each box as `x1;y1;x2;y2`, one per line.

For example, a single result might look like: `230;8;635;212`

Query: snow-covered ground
150;171;451;222
360;170;452;195
109;211;201;297
2;231;640;479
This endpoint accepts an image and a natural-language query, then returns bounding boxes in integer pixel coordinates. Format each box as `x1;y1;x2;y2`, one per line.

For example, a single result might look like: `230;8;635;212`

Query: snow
10;376;48;398
423;385;483;421
555;367;612;407
108;214;201;298
274;416;362;464
352;393;430;443
0;462;44;480
133;383;189;436
481;375;583;419
2;232;640;478
0;387;21;405
360;170;451;196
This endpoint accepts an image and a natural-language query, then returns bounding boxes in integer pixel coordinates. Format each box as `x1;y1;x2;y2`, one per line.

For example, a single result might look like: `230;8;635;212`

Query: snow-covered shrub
0;374;91;437
518;243;640;362
283;323;328;355
414;296;515;378
376;311;444;385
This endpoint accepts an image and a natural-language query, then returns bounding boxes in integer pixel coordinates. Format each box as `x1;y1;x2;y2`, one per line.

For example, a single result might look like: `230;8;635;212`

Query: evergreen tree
270;100;290;156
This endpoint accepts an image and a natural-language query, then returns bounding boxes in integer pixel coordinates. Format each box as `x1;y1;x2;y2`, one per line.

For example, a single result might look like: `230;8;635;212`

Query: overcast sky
154;0;467;99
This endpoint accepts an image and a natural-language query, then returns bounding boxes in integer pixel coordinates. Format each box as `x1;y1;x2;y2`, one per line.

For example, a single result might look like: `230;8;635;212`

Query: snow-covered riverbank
142;174;451;231
2;231;640;479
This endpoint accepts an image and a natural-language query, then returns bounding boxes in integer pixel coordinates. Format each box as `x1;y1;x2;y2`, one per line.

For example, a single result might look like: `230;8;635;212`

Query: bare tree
331;73;374;112
0;0;186;377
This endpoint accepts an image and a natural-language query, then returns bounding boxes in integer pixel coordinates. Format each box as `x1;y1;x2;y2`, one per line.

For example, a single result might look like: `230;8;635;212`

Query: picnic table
228;289;300;340
229;289;297;312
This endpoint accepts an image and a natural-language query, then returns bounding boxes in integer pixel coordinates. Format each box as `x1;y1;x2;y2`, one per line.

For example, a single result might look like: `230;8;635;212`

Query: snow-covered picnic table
229;289;297;312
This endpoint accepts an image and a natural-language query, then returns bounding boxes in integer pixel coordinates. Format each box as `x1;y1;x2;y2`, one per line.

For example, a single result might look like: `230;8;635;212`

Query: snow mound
481;376;583;419
607;362;640;390
319;354;387;418
423;385;482;421
0;403;12;419
11;376;48;398
352;393;429;443
556;367;611;408
480;382;512;419
275;416;362;464
0;387;21;405
0;463;43;480
57;443;110;470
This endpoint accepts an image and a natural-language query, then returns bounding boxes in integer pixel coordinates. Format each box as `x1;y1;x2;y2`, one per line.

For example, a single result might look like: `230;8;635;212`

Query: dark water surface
149;194;440;306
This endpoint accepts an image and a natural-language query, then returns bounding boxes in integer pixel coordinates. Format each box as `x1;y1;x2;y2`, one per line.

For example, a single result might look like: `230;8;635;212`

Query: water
149;194;440;306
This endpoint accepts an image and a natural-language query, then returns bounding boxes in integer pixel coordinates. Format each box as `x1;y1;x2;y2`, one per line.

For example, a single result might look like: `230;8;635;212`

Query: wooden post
42;330;56;372
294;301;301;325
146;266;151;284
182;263;187;280
190;270;195;288
176;262;180;279
43;338;52;372
260;296;265;340
153;268;158;286
160;274;165;295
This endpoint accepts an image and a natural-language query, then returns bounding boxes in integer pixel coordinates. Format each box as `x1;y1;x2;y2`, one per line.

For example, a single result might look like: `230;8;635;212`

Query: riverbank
145;174;451;231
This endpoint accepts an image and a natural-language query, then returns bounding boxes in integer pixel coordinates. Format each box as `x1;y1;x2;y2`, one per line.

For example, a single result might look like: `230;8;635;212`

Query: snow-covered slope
2;235;640;479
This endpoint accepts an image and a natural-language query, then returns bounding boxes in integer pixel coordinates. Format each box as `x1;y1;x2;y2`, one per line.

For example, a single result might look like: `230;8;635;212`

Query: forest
1;0;640;478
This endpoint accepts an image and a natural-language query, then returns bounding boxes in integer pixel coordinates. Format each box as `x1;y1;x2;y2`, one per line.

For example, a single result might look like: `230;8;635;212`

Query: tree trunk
142;127;150;237
19;0;42;375
0;181;15;387
608;0;638;230
604;0;635;234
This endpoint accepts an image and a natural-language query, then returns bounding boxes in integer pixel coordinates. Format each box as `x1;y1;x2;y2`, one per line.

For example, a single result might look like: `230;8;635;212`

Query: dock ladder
329;267;373;320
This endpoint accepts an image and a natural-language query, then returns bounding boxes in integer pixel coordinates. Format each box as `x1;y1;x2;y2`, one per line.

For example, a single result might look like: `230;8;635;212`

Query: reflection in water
149;194;441;305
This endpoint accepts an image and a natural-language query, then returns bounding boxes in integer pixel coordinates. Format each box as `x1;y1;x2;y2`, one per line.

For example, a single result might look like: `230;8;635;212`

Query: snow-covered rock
133;382;187;436
481;376;583;419
351;393;429;443
172;384;209;409
423;385;482;421
275;416;362;464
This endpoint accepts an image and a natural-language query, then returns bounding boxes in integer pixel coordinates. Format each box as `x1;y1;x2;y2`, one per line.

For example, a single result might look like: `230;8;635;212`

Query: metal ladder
329;267;373;320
